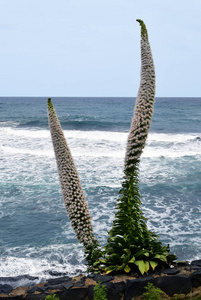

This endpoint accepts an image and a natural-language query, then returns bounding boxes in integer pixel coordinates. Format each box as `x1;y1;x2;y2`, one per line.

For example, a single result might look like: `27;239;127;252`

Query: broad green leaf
105;266;115;274
134;260;146;275
153;254;167;262
159;255;167;262
128;256;135;263
153;254;161;259
149;260;158;270
144;261;150;273
106;269;113;275
124;265;131;273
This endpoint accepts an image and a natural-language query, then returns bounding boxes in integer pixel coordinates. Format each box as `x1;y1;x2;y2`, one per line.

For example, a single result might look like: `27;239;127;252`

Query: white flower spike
125;19;155;174
47;98;97;248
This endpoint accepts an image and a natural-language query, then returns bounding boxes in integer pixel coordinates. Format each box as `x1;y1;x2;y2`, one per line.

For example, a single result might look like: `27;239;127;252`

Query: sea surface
0;97;201;287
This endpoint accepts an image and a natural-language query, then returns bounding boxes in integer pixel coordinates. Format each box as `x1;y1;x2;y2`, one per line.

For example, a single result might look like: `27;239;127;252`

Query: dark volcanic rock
177;261;190;267
88;274;114;283
62;281;74;290
191;260;201;267
0;275;39;289
114;281;126;294
56;287;88;300
190;270;201;288
25;294;46;300
162;268;180;275
48;271;68;277
0;275;39;283
191;265;201;270
0;284;13;294
87;285;95;300
155;274;192;297
75;275;87;287
124;276;154;299
44;277;74;291
27;287;48;294
44;284;65;291
45;276;70;285
2;296;23;300
106;282;126;300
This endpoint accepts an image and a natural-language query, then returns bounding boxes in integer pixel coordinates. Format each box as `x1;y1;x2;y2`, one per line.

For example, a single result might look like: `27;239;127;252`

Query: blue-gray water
0;97;201;287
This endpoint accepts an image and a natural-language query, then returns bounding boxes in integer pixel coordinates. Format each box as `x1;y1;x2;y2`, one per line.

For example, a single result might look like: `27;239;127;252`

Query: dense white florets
125;24;155;173
47;99;96;247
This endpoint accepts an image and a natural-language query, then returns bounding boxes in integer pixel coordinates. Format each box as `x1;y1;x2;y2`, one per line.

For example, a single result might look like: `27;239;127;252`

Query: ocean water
0;97;201;287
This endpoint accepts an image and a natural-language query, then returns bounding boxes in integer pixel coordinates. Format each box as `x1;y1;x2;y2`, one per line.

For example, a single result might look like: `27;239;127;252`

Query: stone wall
1;260;201;299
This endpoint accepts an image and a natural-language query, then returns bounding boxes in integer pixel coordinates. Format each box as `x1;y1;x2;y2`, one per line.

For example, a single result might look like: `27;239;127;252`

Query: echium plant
95;20;177;275
47;19;176;275
47;98;101;266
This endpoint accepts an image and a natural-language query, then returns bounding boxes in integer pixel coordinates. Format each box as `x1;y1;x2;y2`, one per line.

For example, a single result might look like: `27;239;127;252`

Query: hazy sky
0;1;200;97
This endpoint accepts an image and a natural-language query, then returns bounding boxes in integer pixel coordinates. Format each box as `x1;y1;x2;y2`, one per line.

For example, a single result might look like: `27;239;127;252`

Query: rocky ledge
1;260;201;299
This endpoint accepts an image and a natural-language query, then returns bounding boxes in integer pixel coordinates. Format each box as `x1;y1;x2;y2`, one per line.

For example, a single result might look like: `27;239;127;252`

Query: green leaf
123;254;131;264
159;255;167;262
153;254;161;259
144;261;150;273
109;253;121;261
105;266;116;274
134;260;146;275
116;264;126;271
105;270;113;275
123;248;131;255
153;254;167;262
168;254;177;261
128;256;135;263
149;260;158;270
135;249;149;258
124;265;131;273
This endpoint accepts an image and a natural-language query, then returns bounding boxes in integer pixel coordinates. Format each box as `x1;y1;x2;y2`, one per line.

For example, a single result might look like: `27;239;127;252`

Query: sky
0;0;200;97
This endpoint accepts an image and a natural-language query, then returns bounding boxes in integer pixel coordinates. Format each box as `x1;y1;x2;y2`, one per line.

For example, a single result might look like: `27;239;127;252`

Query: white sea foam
148;133;199;143
0;244;86;287
1;127;51;138
1;146;54;157
1;127;200;160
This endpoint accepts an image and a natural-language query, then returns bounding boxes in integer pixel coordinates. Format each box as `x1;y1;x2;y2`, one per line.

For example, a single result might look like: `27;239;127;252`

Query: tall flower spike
100;20;177;276
125;19;155;174
47;98;98;253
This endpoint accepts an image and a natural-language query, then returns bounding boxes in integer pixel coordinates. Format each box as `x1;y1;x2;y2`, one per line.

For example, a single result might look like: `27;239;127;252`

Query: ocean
0;97;201;287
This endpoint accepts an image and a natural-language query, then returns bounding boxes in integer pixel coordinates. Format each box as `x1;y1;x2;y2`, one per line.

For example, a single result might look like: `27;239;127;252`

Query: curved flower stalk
47;98;100;265
97;20;177;276
125;19;155;175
